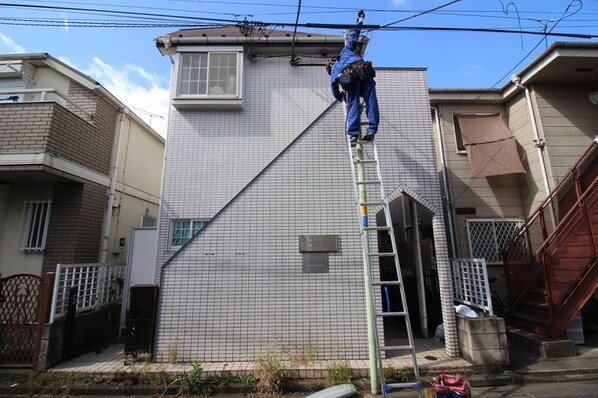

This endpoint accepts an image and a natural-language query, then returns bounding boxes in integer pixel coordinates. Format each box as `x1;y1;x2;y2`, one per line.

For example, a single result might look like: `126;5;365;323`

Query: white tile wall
154;56;458;362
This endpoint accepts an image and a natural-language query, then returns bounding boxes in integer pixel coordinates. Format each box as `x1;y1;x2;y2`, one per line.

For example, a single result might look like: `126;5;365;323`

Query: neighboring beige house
430;42;598;338
0;53;165;277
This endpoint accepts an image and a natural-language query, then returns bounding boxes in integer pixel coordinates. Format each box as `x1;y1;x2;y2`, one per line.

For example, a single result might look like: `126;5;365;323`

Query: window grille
18;199;52;252
170;219;208;249
177;52;238;97
451;258;493;314
466;219;523;264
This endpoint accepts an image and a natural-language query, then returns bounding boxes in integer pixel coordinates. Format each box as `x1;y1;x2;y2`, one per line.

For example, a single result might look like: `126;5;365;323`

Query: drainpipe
161;35;175;65
100;107;127;263
431;107;456;257
511;77;551;197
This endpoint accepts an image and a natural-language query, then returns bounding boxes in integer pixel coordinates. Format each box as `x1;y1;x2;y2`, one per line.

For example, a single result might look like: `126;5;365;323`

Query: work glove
357;10;365;24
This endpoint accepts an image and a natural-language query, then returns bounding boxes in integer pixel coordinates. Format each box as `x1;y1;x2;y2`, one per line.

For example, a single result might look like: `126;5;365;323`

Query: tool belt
350;60;376;80
337;60;376;91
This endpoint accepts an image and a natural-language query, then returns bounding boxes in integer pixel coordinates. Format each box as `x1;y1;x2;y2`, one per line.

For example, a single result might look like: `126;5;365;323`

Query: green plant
325;357;352;387
384;367;415;383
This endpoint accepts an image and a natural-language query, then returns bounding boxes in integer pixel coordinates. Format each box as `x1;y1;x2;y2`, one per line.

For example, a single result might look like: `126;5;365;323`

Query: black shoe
349;136;358;146
362;132;376;142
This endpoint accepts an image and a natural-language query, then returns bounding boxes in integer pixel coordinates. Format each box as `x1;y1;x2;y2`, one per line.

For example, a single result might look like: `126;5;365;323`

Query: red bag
434;374;471;397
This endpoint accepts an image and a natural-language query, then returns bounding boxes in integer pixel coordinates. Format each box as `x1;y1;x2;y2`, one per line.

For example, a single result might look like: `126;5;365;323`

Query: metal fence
451;258;493;315
49;262;125;323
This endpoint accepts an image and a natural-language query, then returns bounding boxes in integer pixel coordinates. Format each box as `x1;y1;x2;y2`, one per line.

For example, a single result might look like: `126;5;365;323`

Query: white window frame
173;47;243;109
466;218;524;265
18;199;52;252
169;219;209;250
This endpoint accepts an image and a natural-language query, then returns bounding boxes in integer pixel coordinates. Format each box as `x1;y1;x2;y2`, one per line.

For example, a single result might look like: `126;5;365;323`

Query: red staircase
501;139;598;337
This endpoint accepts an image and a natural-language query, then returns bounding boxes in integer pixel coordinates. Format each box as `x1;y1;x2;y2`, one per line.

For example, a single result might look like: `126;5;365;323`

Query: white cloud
391;0;408;6
0;34;26;53
83;58;170;137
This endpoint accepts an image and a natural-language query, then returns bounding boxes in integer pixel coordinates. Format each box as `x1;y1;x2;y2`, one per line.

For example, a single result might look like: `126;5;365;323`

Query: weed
252;344;286;397
168;337;179;364
325;356;352;387
288;342;316;367
384;367;415;383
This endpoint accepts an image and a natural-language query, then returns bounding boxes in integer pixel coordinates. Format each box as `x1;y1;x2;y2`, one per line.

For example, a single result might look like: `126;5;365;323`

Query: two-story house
152;26;459;363
431;42;598;341
0;53;165;278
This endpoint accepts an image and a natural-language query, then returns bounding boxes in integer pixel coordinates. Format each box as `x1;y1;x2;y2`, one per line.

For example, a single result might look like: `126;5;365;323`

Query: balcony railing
0;88;92;118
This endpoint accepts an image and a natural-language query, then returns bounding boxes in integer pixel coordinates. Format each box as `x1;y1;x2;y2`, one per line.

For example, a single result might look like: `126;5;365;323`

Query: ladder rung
376;311;408;317
363;226;390;231
380;345;414;351
372;280;402;286
368;252;395;257
359;201;385;206
353;159;377;164
385;382;421;390
356;180;380;185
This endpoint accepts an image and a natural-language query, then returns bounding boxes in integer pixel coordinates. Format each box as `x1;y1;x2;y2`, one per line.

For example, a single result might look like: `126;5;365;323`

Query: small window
177;52;239;97
170;219;208;249
453;115;466;153
466;219;524;264
18;199;52;252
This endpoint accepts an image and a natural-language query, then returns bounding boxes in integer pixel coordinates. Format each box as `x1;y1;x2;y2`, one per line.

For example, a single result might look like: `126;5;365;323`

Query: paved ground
3;330;598;397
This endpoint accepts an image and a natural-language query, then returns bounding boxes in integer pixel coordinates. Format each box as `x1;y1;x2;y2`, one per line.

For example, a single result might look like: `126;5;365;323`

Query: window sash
18;199;52;252
170;219;208;249
177;52;238;97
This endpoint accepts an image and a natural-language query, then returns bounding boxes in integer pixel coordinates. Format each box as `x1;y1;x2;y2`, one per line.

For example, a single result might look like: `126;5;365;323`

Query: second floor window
177;52;239;97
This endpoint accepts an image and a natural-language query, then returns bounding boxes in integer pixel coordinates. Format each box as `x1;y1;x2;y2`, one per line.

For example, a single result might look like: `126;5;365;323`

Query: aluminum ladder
345;127;423;398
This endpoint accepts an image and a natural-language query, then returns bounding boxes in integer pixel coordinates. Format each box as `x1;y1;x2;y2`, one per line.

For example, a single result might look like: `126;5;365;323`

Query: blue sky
1;0;597;137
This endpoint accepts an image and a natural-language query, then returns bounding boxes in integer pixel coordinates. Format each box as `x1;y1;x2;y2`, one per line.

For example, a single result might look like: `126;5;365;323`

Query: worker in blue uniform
326;10;379;143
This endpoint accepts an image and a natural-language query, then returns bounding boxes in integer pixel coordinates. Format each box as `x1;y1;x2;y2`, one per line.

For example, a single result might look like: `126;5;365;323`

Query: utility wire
289;0;301;65
379;0;462;28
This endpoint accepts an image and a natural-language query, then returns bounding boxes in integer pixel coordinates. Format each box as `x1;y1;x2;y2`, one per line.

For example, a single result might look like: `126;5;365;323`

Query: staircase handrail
535;176;598;261
501;139;597;256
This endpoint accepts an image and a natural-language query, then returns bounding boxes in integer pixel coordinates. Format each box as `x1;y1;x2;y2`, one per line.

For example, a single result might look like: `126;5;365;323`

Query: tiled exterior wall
0;86;116;177
41;182;106;274
155;57;458;361
0;103;54;152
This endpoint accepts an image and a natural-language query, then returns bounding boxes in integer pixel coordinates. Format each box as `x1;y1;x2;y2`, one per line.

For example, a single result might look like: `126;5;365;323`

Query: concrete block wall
456;314;509;367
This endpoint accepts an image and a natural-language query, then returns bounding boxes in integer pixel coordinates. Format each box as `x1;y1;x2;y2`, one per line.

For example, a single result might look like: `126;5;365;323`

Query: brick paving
49;338;471;379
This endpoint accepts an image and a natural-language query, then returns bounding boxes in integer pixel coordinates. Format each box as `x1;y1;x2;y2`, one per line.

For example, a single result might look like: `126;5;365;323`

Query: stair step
510;311;549;326
520;299;549;309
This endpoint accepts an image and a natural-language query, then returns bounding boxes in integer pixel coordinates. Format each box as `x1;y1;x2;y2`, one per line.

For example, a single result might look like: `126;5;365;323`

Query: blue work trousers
345;77;379;137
